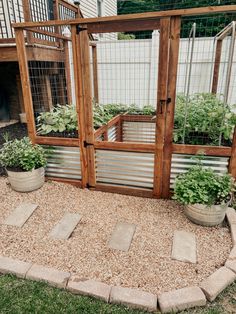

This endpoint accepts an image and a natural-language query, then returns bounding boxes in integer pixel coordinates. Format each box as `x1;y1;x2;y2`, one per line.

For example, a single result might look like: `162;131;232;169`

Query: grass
0;275;235;314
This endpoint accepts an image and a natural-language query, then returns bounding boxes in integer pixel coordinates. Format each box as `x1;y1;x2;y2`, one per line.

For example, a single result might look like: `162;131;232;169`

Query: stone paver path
3;203;38;227
171;230;197;264
108;222;136;252
49;213;81;240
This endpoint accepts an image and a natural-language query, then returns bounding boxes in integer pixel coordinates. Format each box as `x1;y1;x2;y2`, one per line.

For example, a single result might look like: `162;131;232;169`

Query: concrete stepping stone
3;203;38;227
49;213;81;240
171;230;197;264
108;222;136;252
0;256;32;278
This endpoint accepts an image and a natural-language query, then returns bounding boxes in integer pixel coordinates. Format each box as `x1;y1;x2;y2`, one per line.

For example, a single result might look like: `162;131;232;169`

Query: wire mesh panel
26;29;77;138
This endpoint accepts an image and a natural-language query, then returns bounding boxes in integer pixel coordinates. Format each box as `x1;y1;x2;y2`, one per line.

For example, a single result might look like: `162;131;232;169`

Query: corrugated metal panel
122;121;155;143
170;154;229;187
96;150;154;189
108;125;117;142
43;146;81;180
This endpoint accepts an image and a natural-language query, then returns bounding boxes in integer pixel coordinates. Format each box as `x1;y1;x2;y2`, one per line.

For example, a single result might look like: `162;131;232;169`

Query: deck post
153;17;171;198
92;45;99;103
15;28;36;143
162;16;181;198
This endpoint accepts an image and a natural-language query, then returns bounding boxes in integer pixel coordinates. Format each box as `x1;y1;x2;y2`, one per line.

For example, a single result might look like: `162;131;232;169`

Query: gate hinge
84;141;94;148
76;25;87;34
167;97;171;104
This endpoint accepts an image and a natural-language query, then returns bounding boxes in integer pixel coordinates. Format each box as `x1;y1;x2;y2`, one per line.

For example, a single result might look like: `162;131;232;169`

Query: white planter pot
185;203;228;227
6;167;45;192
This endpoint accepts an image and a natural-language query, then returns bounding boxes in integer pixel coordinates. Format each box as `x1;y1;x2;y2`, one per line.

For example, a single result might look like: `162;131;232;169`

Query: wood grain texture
212;40;222;94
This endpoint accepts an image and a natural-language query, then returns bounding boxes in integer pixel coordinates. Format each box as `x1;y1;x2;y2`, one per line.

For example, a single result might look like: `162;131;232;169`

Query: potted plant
0;137;47;192
173;160;235;226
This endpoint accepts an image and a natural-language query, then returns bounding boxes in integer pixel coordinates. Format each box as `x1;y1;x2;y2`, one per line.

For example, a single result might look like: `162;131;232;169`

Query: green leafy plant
174;93;236;145
0;137;47;172
173;159;235;206
37;104;78;135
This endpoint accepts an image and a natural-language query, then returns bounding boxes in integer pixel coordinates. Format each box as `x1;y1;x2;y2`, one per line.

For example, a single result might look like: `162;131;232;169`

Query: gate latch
84;141;94;148
76;25;87;34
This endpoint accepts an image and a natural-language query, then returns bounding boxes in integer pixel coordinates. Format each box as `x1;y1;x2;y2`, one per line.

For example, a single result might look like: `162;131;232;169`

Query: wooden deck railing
0;0;79;44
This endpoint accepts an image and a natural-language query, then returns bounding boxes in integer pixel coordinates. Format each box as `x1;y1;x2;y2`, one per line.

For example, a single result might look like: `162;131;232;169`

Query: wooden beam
172;143;232;157
94;184;154;198
40;75;53;111
71;25;88;188
22;0;33;44
94;141;155;153
46;176;82;187
15;29;36;143
229;127;236;178
35;136;79;147
92;45;99;103
87;19;160;34
78;28;96;188
153;17;171;198
26;27;71;41
212;40;222;94
13;6;236;29
162;16;181;199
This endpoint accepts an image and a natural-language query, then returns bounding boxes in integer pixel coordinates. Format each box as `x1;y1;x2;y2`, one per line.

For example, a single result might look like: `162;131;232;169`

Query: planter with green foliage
0;137;47;192
173;160;235;226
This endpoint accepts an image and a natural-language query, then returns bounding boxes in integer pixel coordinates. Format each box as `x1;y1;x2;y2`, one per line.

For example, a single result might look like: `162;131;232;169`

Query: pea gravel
0;178;232;294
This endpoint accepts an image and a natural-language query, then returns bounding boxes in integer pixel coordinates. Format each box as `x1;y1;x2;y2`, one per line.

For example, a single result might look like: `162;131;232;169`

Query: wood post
212;39;222;94
64;40;73;104
92;45;99;103
78;27;96;188
229;126;236;179
71;25;88;188
15;28;36;143
153;17;171;198
162;16;181;198
22;0;33;44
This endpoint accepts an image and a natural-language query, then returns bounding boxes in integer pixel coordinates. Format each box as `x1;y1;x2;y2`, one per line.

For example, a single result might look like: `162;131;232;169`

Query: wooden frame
13;6;236;198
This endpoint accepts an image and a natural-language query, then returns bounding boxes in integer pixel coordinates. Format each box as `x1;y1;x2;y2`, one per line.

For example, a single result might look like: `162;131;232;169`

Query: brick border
0;207;235;313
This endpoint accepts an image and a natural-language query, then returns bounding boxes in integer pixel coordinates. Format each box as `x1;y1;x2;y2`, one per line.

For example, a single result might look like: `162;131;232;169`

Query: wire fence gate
13;5;236;198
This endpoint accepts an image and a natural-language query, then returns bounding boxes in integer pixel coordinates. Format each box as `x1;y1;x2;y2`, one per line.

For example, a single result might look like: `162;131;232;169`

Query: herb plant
173;161;235;206
0;137;47;172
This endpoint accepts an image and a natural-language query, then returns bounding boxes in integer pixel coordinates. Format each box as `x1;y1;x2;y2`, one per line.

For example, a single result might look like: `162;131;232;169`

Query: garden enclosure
13;5;236;198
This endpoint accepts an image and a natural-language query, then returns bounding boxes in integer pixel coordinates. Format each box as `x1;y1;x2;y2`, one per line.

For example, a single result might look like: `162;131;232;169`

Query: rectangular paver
110;286;157;312
225;260;236;274
200;266;236;301
171;230;197;263
26;264;70;288
108;222;136;252
49;213;82;240
67;278;111;302
3;203;38;227
226;207;236;226
158;286;206;313
0;256;32;278
228;246;236;260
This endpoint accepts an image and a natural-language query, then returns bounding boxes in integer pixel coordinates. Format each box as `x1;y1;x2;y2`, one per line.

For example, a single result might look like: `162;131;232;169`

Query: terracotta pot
6;167;45;192
185;203;228;227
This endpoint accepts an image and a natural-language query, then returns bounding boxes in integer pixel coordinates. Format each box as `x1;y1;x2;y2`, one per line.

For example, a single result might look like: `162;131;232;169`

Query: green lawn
0;275;235;314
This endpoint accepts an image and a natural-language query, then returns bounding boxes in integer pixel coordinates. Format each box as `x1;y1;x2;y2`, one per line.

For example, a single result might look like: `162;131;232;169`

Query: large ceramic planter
185;203;228;227
6;167;45;192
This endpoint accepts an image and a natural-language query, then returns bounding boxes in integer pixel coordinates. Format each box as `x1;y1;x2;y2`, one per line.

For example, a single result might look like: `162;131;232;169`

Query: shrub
173;160;235;206
0;137;47;171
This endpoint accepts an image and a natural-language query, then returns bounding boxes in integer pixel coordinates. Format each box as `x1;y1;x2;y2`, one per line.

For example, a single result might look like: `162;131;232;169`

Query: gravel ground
0;178;232;294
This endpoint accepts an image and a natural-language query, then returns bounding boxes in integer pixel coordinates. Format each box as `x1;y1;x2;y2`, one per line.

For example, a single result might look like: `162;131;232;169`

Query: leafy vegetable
174;93;236;145
0;137;47;171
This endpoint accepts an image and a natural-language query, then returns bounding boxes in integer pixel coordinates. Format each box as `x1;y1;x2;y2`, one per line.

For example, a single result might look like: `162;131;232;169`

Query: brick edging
0;208;235;313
